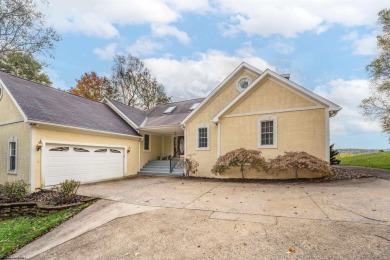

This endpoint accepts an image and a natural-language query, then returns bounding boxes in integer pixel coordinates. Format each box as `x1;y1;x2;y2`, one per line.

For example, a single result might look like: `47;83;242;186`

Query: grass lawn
0;203;90;258
338;152;390;169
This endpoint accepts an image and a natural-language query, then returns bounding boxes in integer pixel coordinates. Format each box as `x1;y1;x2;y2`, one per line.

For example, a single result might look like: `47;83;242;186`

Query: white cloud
270;40;295;54
214;0;388;37
126;37;164;57
313;79;381;135
342;31;379;56
144;50;274;100
151;24;191;44
94;43;117;60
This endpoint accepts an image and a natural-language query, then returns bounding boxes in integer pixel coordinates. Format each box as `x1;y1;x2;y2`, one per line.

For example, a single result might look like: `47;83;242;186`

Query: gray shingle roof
143;98;205;127
106;98;146;126
0;72;140;137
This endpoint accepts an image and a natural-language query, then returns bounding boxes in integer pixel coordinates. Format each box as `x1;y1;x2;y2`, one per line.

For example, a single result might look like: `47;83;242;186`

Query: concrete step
137;171;184;177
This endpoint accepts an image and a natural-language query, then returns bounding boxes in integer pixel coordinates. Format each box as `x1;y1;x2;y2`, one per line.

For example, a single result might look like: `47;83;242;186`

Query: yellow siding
163;135;173;156
0;122;31;185
228;78;316;115
0;89;31;186
139;133;162;168
34;127;140;189
220;109;326;160
186;68;259;176
186;70;327;178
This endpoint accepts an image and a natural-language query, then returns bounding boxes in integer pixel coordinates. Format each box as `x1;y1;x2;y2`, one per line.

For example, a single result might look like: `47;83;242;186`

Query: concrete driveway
13;176;390;259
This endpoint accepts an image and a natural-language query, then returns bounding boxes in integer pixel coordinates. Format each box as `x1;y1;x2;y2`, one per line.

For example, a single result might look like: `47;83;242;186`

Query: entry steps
137;160;184;176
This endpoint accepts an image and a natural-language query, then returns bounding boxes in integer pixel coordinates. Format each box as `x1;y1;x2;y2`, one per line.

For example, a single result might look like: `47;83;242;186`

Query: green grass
0;203;89;258
338;152;390;169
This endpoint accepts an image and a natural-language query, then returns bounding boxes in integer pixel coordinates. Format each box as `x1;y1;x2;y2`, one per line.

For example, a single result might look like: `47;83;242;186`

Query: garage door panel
44;144;124;186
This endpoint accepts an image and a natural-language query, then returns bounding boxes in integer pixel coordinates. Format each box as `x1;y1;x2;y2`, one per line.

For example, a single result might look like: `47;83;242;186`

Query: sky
39;0;389;149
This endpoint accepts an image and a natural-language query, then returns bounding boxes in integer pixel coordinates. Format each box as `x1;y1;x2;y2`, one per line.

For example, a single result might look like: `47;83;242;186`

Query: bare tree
0;0;60;57
110;54;171;109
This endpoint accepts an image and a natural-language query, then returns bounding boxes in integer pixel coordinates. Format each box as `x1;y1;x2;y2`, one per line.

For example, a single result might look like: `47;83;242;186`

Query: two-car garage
42;143;125;186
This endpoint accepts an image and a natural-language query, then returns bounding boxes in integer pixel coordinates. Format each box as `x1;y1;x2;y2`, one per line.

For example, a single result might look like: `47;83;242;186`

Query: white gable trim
212;69;341;123
181;62;262;125
102;98;140;130
0;78;28;122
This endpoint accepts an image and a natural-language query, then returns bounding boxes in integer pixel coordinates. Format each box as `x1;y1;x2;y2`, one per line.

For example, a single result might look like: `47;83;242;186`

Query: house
0;63;341;192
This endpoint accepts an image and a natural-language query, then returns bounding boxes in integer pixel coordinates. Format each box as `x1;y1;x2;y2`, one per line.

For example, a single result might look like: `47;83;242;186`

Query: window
258;116;277;148
110;149;121;153
163;106;176;114
236;77;252;92
196;125;209;150
189;102;200;111
49;147;69;152
144;134;150;151
94;148;107;153
74;147;90;152
8;137;17;173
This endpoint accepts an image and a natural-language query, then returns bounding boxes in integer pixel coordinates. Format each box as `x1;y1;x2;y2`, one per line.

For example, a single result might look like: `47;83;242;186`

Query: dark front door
176;136;184;156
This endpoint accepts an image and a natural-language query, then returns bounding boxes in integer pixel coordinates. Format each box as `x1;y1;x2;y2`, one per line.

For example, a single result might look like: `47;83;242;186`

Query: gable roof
0;72;140;137
181;62;262;125
212;69;342;123
103;98;146;130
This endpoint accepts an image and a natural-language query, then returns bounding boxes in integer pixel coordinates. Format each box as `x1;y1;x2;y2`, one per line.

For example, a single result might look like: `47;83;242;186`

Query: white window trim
7;136;17;174
258;115;278;149
196;124;210;151
143;134;151;152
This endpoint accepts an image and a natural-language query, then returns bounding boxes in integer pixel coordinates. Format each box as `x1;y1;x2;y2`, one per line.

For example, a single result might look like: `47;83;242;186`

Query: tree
268;151;332;179
110;54;171;110
0;51;52;85
211;148;267;178
329;144;340;165
360;9;390;137
69;72;116;101
0;0;60;57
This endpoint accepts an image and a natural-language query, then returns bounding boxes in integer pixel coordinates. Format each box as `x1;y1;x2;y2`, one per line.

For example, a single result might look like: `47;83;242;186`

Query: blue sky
40;0;389;149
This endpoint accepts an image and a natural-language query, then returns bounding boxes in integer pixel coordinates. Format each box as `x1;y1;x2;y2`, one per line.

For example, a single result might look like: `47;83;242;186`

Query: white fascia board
181;62;262;126
102;98;140;130
27;120;142;139
212;69;342;123
0;78;28;122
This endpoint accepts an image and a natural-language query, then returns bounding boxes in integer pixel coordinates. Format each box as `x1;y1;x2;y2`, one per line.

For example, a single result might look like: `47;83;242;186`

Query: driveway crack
303;189;331;220
184;181;223;208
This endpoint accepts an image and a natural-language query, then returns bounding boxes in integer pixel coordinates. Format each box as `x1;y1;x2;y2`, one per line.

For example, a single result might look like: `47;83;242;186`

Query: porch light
127;146;131;153
36;140;43;151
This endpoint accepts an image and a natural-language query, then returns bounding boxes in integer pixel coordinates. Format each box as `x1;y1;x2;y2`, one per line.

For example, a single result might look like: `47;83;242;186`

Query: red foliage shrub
211;148;267;178
268;151;332;178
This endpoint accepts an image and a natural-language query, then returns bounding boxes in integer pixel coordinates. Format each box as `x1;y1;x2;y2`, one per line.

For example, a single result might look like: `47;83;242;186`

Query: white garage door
43;144;124;186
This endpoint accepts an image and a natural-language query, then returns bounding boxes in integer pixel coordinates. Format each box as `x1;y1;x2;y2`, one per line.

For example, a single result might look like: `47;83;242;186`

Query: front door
176;136;184;156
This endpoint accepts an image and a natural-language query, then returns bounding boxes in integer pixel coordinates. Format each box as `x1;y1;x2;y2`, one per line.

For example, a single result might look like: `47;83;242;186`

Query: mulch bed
0;190;92;206
180;166;374;183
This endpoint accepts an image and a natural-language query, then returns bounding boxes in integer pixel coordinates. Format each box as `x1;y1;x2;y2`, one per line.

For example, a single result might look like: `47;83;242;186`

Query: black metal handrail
169;149;181;173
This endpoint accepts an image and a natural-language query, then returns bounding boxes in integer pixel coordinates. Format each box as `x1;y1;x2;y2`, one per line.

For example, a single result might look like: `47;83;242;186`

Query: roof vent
280;74;290;80
163;106;176;114
189;102;200;111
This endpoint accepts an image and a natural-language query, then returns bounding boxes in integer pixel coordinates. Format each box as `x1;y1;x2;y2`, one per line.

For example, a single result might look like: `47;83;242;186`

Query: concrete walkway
11;176;390;259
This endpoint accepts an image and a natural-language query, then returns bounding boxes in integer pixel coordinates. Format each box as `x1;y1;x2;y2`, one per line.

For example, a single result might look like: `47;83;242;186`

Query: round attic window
236;77;252;92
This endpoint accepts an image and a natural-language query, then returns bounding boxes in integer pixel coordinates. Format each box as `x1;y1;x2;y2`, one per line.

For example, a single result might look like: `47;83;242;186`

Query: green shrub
268;151;332;178
330;144;341;165
1;181;28;200
54;179;80;204
211;148;267;178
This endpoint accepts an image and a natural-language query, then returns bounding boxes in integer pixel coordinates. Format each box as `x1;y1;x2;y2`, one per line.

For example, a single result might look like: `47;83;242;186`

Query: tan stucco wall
228;78;316;115
185;70;327;178
185;68;259;176
139;132;162;168
163;135;173;156
0;90;31;185
33;126;140;189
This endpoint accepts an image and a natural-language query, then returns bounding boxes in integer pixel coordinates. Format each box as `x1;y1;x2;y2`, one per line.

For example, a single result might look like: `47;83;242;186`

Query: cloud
144;50;274;101
313;79;381;134
151;24;191;44
270;40;295;54
342;31;379;56
94;43;117;60
126;37;164;57
214;0;388;37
